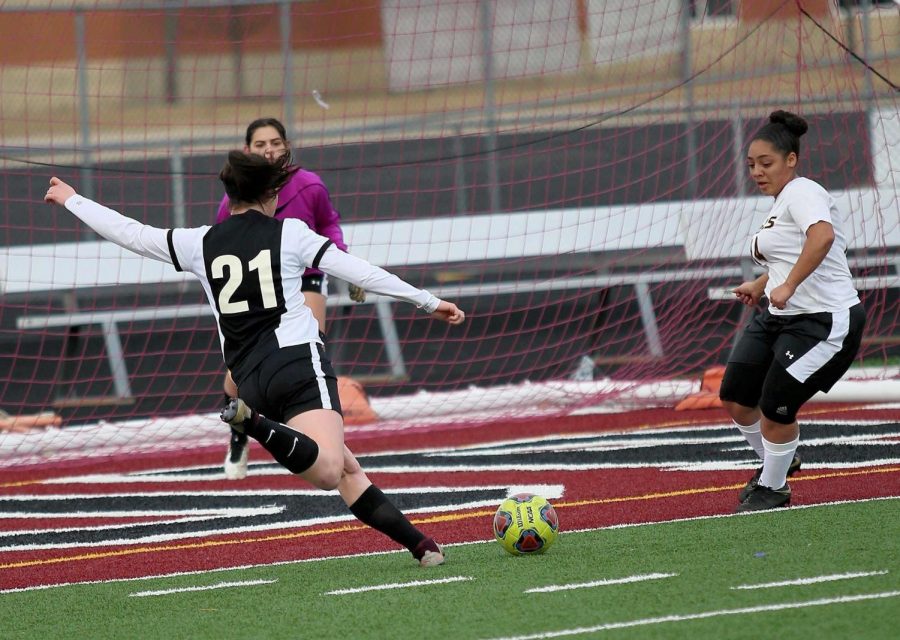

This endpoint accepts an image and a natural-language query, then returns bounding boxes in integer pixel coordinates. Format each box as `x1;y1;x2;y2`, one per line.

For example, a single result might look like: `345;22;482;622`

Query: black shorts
236;343;342;423
301;272;328;295
720;303;865;422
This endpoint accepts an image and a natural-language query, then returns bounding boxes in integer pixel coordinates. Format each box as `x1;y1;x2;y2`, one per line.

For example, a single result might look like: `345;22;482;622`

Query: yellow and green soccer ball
493;493;560;555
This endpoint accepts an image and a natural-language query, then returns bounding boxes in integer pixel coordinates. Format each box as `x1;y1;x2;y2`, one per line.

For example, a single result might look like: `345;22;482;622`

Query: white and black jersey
170;210;330;382
64;196;440;384
749;177;860;315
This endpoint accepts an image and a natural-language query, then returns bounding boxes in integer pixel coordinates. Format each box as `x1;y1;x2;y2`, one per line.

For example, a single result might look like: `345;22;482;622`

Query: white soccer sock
735;419;765;461
759;435;799;489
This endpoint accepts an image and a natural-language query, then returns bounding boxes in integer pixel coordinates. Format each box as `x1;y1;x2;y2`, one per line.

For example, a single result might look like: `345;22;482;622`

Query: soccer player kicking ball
45;151;465;566
214;117;364;481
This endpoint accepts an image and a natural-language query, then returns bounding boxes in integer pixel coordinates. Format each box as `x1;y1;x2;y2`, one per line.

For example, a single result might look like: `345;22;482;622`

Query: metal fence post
75;10;94;201
479;0;501;214
170;142;186;229
164;3;179;104
280;0;295;140
681;0;697;199
453;123;468;214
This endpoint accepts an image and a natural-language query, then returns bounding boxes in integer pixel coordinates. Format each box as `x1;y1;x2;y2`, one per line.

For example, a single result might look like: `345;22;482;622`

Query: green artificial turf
2;498;898;640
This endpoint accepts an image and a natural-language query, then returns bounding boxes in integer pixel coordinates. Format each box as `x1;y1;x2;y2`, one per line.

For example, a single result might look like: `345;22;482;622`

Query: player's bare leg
339;445;444;567
284;408;346;488
222;400;444;565
720;400;759;427
721;399;766;461
222;400;338;484
736;416;799;512
722;400;800;505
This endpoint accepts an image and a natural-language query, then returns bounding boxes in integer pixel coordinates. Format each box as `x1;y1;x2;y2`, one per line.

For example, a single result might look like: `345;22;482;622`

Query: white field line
6;393;898;466
524;573;678;594
731;570;889;590
2;497;896;597
325;575;474;595
481;591;900;640
128;579;276;597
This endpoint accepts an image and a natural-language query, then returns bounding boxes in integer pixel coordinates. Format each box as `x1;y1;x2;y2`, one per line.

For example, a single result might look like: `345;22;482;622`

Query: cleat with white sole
414;538;445;567
224;429;249;480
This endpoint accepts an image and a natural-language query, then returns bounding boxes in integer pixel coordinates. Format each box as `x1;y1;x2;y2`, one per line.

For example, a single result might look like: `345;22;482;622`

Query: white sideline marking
2;497;896;596
525;573;678;593
731;570;889;590
128;579;276;597
325;575;473;595
481;591;900;640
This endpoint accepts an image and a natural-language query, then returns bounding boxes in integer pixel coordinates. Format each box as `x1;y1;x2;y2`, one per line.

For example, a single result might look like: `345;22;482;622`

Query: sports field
1;3;898;638
1;404;898;639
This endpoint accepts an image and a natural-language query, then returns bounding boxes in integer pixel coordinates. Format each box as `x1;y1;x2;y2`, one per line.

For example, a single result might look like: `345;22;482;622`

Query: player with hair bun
44;151;464;566
216;117;365;480
719;110;866;512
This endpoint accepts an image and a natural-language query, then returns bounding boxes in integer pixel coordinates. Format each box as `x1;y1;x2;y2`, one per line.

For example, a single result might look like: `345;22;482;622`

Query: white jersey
64;195;440;383
749;177;860;315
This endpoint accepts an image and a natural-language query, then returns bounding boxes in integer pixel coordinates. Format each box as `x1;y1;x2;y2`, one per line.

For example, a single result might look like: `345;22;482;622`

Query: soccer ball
493;493;560;555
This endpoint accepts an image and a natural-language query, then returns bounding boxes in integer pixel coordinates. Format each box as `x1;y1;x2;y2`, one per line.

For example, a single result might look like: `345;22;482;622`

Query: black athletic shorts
237;343;342;424
720;303;865;422
301;272;328;295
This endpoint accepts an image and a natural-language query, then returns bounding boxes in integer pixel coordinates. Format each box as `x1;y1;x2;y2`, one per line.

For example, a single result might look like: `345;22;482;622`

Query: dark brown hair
245;117;288;147
219;150;296;206
752;110;809;158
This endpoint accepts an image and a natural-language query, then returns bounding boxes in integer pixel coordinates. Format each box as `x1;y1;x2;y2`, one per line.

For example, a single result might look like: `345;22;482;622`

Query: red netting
0;1;897;453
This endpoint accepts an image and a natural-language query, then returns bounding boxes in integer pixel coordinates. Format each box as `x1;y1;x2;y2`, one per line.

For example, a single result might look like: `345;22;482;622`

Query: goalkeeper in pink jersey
216;117;365;480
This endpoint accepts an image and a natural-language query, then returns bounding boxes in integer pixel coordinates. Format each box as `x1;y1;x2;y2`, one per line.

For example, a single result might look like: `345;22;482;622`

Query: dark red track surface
1;405;898;591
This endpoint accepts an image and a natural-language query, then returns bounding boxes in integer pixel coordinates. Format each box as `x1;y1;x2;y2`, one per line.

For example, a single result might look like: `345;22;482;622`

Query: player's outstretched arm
315;243;465;324
431;300;465;325
44;176;76;205
44;176;184;266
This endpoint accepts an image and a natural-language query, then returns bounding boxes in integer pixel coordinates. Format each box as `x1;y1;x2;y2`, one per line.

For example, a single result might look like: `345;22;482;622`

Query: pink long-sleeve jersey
216;168;348;278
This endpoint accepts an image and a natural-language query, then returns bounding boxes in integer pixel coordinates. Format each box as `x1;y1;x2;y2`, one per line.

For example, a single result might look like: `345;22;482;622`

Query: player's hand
768;283;796;310
348;284;367;303
44;177;76;206
431;300;465;325
732;281;764;307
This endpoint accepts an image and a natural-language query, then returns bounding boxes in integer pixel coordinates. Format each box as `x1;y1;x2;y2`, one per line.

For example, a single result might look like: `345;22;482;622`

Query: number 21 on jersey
212;249;277;313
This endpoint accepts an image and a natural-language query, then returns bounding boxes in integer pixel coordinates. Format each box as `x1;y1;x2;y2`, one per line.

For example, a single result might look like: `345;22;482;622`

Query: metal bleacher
4;186;898;405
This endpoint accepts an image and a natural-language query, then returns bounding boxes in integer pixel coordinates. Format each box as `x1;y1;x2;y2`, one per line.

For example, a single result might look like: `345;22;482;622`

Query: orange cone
700;366;726;393
674;366;725;411
337;377;379;425
0;410;62;433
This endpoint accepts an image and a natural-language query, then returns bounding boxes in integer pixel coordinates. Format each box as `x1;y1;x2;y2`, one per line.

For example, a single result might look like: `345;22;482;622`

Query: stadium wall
1;3;896;123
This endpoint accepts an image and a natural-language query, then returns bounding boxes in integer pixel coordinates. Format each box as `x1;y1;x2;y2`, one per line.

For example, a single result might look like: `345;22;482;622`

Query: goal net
0;0;897;461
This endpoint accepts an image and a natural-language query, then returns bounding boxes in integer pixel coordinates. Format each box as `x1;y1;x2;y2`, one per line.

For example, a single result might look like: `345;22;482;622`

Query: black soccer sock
349;484;426;552
223;395;249;447
241;411;318;474
230;427;248;447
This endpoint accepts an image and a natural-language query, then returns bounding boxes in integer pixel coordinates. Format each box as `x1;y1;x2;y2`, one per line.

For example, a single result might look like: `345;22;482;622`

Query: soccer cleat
735;483;791;512
220;397;253;432
413;537;445;567
224;429;249;480
738;454;801;503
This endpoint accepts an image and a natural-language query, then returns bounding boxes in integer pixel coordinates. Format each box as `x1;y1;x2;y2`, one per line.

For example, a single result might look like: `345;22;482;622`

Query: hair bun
769;110;808;137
